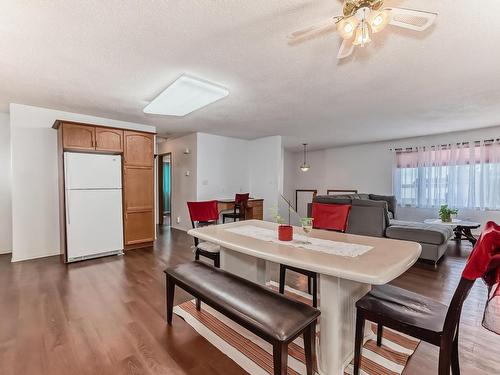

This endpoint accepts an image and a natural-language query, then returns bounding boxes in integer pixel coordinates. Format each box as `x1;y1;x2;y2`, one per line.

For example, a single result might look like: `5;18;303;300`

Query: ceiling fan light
369;9;391;33
352;23;371;46
337;16;359;39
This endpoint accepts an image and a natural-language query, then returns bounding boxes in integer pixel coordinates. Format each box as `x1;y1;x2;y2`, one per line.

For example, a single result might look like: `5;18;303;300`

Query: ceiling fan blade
386;7;437;32
288;17;341;45
337;39;354;59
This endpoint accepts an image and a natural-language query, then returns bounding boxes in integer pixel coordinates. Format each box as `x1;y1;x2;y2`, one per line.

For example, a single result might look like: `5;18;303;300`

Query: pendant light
300;143;310;172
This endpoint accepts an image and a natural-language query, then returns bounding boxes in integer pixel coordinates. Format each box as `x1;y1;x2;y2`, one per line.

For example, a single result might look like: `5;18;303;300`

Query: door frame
157;152;172;226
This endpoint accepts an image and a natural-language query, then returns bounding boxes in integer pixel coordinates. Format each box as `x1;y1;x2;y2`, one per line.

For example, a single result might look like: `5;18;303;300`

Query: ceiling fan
288;0;438;59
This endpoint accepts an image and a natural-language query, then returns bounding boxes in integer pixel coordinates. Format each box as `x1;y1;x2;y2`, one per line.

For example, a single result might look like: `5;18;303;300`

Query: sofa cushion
370;194;397;219
387;220;453;245
352;199;390;227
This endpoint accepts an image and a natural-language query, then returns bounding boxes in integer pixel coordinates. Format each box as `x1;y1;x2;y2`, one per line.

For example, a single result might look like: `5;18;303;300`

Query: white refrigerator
64;152;124;262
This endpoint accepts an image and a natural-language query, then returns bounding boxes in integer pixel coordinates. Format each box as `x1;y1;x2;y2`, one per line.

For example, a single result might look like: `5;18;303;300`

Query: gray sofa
308;194;453;265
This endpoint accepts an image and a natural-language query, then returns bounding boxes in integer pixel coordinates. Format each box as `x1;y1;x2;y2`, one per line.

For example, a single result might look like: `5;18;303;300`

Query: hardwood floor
0;226;497;375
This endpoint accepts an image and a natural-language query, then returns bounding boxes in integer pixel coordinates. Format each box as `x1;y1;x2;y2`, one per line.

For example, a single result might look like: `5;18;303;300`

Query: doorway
158;153;172;226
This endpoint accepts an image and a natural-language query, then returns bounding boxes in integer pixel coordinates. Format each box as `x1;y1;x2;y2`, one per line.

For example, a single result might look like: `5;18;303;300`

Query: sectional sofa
308;194;453;265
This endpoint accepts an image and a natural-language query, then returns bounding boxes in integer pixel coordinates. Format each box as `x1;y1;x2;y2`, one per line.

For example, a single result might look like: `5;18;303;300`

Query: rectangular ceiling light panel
143;74;229;116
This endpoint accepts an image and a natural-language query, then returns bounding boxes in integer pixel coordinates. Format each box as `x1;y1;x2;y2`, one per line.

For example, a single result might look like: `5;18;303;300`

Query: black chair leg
353;309;365;375
195;249;200;261
196;299;201;311
312;275;318;308
223;216;226;224
303;321;316;375
214;253;220;268
438;340;452;375
166;275;175;325
307;276;312;294
451;331;460;375
377;324;383;347
272;341;288;375
279;264;286;295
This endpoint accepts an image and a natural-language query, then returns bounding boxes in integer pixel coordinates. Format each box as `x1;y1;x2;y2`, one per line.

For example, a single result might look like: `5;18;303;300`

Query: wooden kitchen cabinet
123;130;155;248
95;127;123;152
61;123;95;151
124;211;155;245
124;131;154;167
124;167;154;211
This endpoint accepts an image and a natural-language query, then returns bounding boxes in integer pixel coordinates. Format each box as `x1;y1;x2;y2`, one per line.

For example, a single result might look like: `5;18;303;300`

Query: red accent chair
222;193;250;223
187;200;221;268
353;221;500;375
279;203;351;308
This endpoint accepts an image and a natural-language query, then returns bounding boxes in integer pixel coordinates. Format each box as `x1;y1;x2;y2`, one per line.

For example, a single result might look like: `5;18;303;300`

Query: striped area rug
173;285;420;375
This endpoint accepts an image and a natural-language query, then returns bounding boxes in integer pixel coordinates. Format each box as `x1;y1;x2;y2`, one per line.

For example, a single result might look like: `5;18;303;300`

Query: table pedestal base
319;275;371;375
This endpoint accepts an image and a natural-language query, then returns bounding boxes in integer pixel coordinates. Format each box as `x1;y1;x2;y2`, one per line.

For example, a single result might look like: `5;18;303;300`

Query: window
393;140;500;210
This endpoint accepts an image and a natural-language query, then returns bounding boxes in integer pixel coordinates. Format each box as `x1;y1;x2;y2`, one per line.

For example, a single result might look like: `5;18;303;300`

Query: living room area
1;1;500;375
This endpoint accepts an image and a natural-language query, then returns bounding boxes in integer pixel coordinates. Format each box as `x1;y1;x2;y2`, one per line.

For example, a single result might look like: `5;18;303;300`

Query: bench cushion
166;261;320;342
386;220;453;245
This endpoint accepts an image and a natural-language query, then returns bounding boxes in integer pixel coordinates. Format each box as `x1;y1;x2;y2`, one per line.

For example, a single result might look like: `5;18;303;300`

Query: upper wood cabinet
124;131;154;167
62;123;95;151
95;127;123;152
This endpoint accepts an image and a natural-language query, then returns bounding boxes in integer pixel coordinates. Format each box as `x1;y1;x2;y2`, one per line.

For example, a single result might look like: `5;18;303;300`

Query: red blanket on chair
462;221;500;334
311;203;351;232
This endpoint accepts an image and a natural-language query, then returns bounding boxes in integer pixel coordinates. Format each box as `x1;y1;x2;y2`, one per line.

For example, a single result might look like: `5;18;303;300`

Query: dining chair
187;200;221;268
222;193;250;223
353;221;500;375
279;203;351;308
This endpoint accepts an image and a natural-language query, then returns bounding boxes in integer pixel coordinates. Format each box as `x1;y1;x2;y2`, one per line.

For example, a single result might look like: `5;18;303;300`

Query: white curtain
393;140;500;210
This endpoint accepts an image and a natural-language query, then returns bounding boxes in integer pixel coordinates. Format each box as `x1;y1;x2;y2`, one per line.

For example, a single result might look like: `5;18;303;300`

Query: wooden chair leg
279;264;286;295
303;321;316;375
438;341;452;375
273;341;288;375
353;309;365;375
451;330;460;375
312;275;318;308
166;275;175;325
377;324;383;347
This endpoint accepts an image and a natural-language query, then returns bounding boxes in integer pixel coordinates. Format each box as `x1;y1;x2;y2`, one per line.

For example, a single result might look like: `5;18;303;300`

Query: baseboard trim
11;251;61;263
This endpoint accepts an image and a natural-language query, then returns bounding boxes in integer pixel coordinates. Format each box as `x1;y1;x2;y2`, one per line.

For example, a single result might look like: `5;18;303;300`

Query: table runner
225;225;373;257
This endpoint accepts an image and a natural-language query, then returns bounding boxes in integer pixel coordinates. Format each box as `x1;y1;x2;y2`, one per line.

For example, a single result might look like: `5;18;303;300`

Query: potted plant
270;195;295;241
439;205;458;223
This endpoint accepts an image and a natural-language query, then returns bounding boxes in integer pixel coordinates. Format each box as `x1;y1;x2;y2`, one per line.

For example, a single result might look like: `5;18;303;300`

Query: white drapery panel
393;140;500;210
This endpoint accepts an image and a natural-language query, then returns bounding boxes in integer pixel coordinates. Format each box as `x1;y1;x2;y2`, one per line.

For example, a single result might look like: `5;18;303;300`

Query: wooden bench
165;261;320;375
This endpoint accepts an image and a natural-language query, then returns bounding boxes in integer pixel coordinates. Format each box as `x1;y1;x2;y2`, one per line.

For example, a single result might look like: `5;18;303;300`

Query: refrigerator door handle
66;190;71;225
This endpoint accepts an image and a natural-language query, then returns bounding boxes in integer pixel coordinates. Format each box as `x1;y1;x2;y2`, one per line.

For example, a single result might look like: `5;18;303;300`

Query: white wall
197;133;249;201
284;125;500;231
248;136;283;221
0;113;12;254
157;133;284;229
9;103;155;262
157;133;197;231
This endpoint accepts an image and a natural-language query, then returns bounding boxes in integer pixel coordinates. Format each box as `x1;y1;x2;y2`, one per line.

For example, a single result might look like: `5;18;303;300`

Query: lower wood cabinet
124;211;155;245
123;166;155;247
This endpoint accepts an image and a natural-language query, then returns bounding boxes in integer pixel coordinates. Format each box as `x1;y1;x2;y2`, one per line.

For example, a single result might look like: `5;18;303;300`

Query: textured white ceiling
1;0;499;150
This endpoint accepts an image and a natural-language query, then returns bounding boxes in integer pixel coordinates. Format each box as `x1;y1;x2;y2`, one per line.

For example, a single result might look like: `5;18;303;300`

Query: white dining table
188;220;421;375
